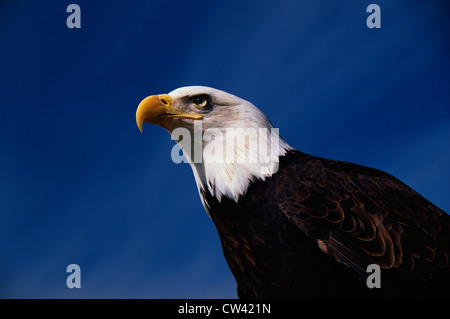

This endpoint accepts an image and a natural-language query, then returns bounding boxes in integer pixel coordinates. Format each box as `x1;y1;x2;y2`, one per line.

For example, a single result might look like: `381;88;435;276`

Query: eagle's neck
177;125;292;210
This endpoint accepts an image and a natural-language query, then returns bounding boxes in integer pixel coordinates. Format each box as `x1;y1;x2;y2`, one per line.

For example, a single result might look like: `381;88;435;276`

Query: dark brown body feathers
202;150;450;298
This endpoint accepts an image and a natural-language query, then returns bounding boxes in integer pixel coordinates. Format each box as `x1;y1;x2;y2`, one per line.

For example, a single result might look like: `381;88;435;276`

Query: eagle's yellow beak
136;94;203;133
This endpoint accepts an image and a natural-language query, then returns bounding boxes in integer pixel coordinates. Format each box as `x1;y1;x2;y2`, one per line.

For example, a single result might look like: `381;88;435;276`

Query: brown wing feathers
277;151;450;282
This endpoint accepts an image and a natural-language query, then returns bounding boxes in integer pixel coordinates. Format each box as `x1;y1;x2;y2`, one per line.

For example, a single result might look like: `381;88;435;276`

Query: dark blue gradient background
0;1;449;298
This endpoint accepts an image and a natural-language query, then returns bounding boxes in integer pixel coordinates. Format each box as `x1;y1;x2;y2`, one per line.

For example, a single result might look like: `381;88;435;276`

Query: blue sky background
0;1;449;298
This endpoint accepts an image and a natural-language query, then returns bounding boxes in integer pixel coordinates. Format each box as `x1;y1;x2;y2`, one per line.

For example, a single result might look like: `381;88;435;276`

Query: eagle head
136;86;292;206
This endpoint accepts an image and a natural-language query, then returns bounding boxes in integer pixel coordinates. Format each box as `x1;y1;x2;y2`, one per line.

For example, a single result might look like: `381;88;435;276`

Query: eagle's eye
192;95;210;109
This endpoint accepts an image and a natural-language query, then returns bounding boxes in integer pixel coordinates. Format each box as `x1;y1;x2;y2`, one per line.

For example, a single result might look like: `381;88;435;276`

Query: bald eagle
136;86;450;298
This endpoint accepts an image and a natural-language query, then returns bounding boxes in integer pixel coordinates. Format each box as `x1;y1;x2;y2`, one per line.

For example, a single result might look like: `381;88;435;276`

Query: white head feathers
163;86;292;207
